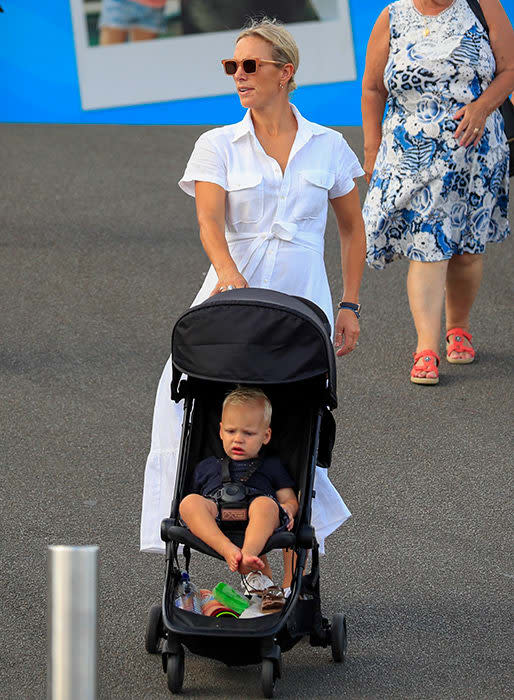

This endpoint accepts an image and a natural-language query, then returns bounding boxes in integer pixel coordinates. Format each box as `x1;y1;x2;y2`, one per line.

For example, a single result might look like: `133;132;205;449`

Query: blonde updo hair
236;17;299;93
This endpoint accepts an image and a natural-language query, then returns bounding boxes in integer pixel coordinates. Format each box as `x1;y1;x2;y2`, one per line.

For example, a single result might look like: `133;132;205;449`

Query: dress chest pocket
293;170;335;221
226;172;264;225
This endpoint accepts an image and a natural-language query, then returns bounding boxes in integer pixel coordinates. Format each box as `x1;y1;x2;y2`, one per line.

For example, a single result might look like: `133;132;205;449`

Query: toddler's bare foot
221;542;242;572
239;551;265;575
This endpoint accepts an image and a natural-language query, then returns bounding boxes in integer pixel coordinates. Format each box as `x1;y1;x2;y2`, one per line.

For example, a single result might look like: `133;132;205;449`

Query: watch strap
337;301;361;318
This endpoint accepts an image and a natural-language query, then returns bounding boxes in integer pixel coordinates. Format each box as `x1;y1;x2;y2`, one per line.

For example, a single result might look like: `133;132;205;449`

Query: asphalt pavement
1;123;512;699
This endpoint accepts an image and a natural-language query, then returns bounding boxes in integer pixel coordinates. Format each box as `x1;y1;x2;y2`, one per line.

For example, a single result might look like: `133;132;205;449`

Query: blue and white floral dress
363;0;510;269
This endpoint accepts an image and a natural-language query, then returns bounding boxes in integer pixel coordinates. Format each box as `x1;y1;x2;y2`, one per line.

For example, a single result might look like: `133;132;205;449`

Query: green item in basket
213;582;249;614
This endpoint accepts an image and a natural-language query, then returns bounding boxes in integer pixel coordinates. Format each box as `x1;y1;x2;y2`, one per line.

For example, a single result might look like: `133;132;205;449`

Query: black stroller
145;288;348;697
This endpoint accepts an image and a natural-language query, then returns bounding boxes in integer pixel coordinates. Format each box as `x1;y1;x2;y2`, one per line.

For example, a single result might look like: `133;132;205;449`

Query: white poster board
69;0;357;111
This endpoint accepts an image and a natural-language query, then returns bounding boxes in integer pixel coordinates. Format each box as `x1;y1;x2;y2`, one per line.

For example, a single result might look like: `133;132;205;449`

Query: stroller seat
161;377;322;561
161;519;296;559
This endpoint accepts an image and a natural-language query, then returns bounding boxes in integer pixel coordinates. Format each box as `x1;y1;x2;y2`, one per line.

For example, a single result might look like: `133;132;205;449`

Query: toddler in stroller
180;387;298;583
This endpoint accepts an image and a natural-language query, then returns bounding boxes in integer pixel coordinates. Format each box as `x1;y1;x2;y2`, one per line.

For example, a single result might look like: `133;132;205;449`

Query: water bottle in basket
174;572;202;614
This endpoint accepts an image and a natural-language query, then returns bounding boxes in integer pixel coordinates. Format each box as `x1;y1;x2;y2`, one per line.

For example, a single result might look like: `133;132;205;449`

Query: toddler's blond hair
222;387;272;426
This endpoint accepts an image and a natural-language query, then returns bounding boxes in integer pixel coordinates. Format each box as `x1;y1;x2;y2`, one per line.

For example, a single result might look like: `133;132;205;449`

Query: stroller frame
144;289;348;697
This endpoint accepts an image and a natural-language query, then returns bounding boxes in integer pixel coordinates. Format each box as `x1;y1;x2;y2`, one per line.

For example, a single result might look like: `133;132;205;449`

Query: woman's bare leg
130;28;159;41
99;27;128;44
445;253;483;360
407;260;448;378
240;497;279;574
179;494;241;572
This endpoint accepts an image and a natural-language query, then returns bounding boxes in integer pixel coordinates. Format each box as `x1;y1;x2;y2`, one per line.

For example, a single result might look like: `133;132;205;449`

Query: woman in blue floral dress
362;0;513;384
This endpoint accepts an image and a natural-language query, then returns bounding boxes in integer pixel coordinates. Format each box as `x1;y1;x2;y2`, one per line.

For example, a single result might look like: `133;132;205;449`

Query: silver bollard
48;545;98;700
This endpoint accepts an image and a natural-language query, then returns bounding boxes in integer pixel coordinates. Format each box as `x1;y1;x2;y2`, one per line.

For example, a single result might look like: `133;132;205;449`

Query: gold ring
473;127;479;133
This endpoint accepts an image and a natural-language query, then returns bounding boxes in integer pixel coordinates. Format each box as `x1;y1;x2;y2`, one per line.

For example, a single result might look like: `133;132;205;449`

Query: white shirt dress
140;104;364;553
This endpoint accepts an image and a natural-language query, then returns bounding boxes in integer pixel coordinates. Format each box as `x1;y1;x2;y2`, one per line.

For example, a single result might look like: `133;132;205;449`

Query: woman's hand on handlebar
210;271;249;296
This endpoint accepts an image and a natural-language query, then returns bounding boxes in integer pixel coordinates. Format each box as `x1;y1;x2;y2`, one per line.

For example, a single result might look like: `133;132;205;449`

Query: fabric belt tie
225;223;323;280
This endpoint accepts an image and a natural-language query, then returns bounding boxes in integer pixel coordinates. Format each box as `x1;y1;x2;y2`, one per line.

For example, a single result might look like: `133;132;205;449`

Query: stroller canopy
171;288;337;408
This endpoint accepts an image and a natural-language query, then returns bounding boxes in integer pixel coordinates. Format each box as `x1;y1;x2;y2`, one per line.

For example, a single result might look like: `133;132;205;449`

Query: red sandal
410;349;440;385
446;327;475;364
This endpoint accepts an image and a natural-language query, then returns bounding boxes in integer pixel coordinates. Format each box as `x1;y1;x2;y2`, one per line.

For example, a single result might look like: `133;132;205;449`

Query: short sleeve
266;457;296;491
328;134;365;200
178;131;227;197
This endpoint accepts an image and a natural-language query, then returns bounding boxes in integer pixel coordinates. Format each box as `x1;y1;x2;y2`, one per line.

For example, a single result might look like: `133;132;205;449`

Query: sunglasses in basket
221;58;284;75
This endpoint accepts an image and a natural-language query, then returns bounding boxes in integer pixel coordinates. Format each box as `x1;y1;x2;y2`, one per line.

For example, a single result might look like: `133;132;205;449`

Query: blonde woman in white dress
140;19;366;584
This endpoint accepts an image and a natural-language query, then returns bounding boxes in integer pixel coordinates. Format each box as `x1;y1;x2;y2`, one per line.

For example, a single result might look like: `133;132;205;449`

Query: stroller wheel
261;658;276;698
145;604;163;654
166;645;185;694
330;613;347;663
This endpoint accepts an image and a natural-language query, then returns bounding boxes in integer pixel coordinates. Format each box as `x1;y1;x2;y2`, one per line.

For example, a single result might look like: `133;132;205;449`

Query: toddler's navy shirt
192;455;295;500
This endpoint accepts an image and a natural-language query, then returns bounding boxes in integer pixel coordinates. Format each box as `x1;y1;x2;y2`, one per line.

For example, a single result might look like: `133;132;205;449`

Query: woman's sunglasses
221;58;284;75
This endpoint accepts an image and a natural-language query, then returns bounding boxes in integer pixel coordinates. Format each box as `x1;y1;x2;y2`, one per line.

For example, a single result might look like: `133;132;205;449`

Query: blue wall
1;0;512;125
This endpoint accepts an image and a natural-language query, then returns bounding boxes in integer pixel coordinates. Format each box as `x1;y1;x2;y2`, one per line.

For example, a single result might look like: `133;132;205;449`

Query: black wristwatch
337;301;361;319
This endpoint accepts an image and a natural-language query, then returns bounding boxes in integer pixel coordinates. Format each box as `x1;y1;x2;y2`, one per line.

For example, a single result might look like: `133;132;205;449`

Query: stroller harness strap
216;457;265;525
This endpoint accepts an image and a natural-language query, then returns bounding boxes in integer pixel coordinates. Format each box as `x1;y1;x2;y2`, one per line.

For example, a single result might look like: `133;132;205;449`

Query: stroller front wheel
145;604;163;654
330;613;348;663
261;658;276;698
166;645;185;694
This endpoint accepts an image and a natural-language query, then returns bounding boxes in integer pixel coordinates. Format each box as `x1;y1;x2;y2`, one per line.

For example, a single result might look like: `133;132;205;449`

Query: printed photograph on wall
70;0;356;110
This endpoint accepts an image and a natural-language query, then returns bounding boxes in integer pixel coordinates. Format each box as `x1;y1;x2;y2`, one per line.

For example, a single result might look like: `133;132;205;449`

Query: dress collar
231;103;325;143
